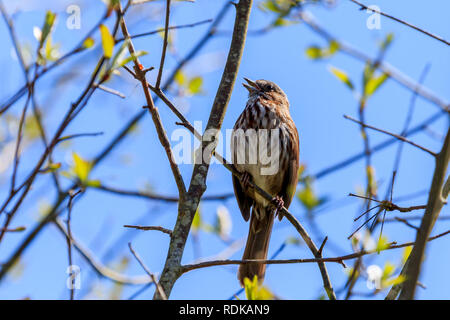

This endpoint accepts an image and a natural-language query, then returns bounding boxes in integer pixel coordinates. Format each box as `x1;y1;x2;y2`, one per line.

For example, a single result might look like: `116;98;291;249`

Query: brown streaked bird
231;78;299;286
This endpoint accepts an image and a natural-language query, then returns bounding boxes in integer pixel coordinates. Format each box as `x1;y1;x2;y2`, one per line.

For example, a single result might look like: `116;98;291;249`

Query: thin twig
118;3;186;196
299;11;449;113
155;0;171;89
349;0;450;46
66;189;82;300
344;115;436;157
115;19;212;43
53;217;152;285
124;225;172;236
180;229;450;273
312;111;445;180
128;243;167;300
95;184;233;202
0;1;230;284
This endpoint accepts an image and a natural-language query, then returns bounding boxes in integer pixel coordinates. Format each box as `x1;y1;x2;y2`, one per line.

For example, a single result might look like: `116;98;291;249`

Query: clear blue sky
0;0;449;299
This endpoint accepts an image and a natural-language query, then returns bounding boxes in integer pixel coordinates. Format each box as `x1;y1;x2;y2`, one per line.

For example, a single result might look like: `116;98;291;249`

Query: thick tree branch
399;126;450;299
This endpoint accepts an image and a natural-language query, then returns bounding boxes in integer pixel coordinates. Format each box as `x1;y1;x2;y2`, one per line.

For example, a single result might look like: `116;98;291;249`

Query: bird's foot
272;196;284;218
240;172;251;189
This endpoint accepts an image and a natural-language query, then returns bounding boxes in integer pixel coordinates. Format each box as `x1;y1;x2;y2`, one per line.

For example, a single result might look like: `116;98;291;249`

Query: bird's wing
232;174;252;221
279;126;300;217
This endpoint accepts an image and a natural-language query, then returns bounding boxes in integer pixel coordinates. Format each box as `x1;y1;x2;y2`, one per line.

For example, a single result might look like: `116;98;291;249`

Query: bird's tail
238;206;274;287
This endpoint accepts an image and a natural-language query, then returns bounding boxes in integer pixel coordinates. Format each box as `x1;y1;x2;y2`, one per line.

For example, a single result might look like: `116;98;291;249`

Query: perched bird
231;78;299;286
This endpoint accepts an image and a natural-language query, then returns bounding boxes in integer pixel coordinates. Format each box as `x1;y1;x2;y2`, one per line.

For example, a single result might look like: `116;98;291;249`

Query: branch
344;115;436;157
115;19;212;43
118;3;186;197
349;0;450;47
148;9;337;301
399;127;450;299
155;0;171;89
128;243;167;300
299;11;450;113
0;2;231;285
124;225;172;236
53;217;152;285
180;229;450;273
154;0;253;300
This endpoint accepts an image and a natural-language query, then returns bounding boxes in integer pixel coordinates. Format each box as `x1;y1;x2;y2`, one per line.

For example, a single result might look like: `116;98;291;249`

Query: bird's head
243;78;288;106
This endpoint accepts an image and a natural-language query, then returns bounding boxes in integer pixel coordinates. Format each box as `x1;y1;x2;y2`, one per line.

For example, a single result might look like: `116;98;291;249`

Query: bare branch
0;2;230;284
128;243;167;300
299;11;450;113
344;115;437;157
118;3;186;197
124;225;172;236
180;229;450;273
155;0;171;89
399;127;450;299
349;0;450;46
115;19;212;43
154;0;255;300
53;217;152;285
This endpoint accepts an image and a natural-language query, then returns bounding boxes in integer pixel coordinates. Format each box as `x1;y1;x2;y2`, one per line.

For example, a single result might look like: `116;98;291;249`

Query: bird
231;78;299;286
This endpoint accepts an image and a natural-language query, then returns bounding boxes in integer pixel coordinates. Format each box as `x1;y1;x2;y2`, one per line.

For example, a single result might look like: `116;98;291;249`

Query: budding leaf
365;73;389;97
244;275;274;300
188;76;203;95
40;11;56;47
82;37;95;49
118;50;148;68
100;24;114;58
328;66;354;90
72;152;92;183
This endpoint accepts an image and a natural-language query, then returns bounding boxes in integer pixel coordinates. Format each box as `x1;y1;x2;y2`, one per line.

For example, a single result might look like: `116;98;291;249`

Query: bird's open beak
243;77;259;93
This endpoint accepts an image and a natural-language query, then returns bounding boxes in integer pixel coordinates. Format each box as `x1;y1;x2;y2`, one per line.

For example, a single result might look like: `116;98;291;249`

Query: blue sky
0;0;449;299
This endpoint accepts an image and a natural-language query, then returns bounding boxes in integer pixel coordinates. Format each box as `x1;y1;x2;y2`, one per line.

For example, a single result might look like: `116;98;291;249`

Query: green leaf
305;41;339;60
380;32;394;51
365;73;389;97
191;207;202;235
118;50;148;68
402;246;412;264
244;275;274;300
100;24;115;58
376;235;390;252
384;275;406;287
82;37;95;49
382;261;396;280
86;179;101;188
259;0;281;13
305;46;322;59
328;40;340;54
40;162;61;174
175;71;186;86
328;66;354;90
297;182;326;211
188;76;203;95
272;17;297;27
109;39;129;72
40;11;56;47
72;152;92;183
